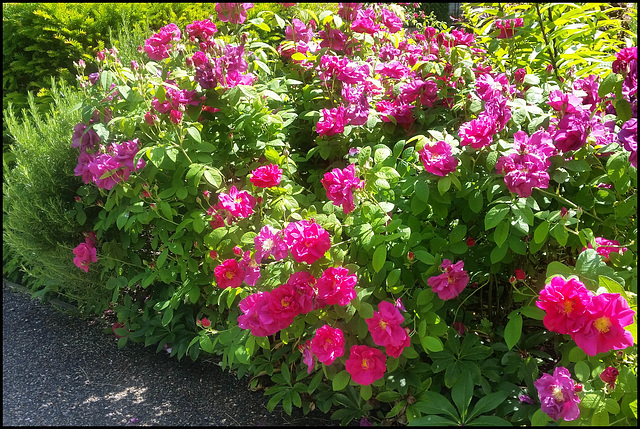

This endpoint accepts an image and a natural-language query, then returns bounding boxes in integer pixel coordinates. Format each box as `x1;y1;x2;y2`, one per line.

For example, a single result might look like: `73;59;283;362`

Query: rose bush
28;1;638;425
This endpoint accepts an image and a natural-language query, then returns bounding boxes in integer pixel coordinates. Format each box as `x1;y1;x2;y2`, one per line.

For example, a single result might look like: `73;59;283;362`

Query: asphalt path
3;280;338;426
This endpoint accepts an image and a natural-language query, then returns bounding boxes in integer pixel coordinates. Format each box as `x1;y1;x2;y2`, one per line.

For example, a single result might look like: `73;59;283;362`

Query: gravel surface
3;280;338;426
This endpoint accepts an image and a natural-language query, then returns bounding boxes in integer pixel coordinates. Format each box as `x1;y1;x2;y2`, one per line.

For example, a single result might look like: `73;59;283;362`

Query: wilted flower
600;366;619;389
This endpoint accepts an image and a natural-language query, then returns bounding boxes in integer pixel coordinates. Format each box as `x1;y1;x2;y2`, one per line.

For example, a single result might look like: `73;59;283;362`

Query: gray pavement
3;280;338;426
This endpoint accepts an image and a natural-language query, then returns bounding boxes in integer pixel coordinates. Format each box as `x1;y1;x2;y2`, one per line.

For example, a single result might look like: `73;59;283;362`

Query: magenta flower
237;292;283;337
476;73;513;101
495;18;524;39
495;153;550;198
71;123;101;151
581;237;628;261
285;18;313;43
338;3;362;22
459;116;497;149
380;9;403;33
547;90;584;115
144;23;181;61
418;140;458;177
111;139;146;171
218;186;256;218
215;3;254;25
186;19;217;43
318;24;347;52
317;106;346;137
366;301;410;358
254;225;288;262
250;164;283;188
287;271;318;314
427;259;469;300
321;164;364;214
351;9;380;34
73;240;97;272
299;340;315;374
572;293;635;356
618;118;637;168
310;325;345;365
214;258;245;288
375;61;410;79
239;250;261;286
316;266;357;306
283;219;331;265
534;367;581;421
268;283;302;321
536;276;594;335
375;100;415;130
612;46;637;75
345;345;387;386
553;111;591;152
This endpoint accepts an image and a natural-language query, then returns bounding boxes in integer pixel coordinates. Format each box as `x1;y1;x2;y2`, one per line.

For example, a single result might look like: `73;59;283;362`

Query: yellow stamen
563;299;574;314
551;386;564;402
594;316;612;334
225;271;234;279
361;358;369;370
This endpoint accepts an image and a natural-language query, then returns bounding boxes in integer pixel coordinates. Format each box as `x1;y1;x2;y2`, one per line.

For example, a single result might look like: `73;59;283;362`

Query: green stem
534;3;562;82
535;187;603;222
453;279;490;323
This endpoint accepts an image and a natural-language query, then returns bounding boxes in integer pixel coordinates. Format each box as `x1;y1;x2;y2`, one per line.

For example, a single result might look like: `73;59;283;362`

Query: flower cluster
495;130;556;197
237;266;356;336
536;276;635;356
74;133;146;191
144;23;181;61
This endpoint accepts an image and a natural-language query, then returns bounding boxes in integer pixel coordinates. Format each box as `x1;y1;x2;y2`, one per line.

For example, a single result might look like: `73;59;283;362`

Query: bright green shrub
3;78;111;313
6;2;638;426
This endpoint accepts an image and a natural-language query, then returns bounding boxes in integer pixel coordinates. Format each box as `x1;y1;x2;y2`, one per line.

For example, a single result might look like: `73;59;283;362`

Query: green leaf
186;126;201;144
466;416;512;426
161;307;173;327
591;410;609;426
438;176;452;195
332;370;350;391
421;336;444;352
408;415;458;426
414;392;459;421
574;360;590;382
466;391;509;422
490;243;508;264
469;189;483;213
157;248;168;268
519;306;545;320
451;373;473;420
504;314;522;350
414;250;435;265
377;391;402;402
550;223;568;246
494;222;509;247
375;166;400;180
533;221;549;244
530;409;551;426
199;335;213;353
484;204;510;230
598;72;619;98
360;384;372;401
372;245;386;272
606;152;627;182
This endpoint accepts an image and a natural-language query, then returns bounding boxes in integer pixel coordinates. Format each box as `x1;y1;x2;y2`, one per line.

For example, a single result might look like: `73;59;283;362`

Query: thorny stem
535;187;603;222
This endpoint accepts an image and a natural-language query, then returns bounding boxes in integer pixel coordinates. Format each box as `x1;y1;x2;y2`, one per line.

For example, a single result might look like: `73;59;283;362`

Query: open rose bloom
534;367;581;421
